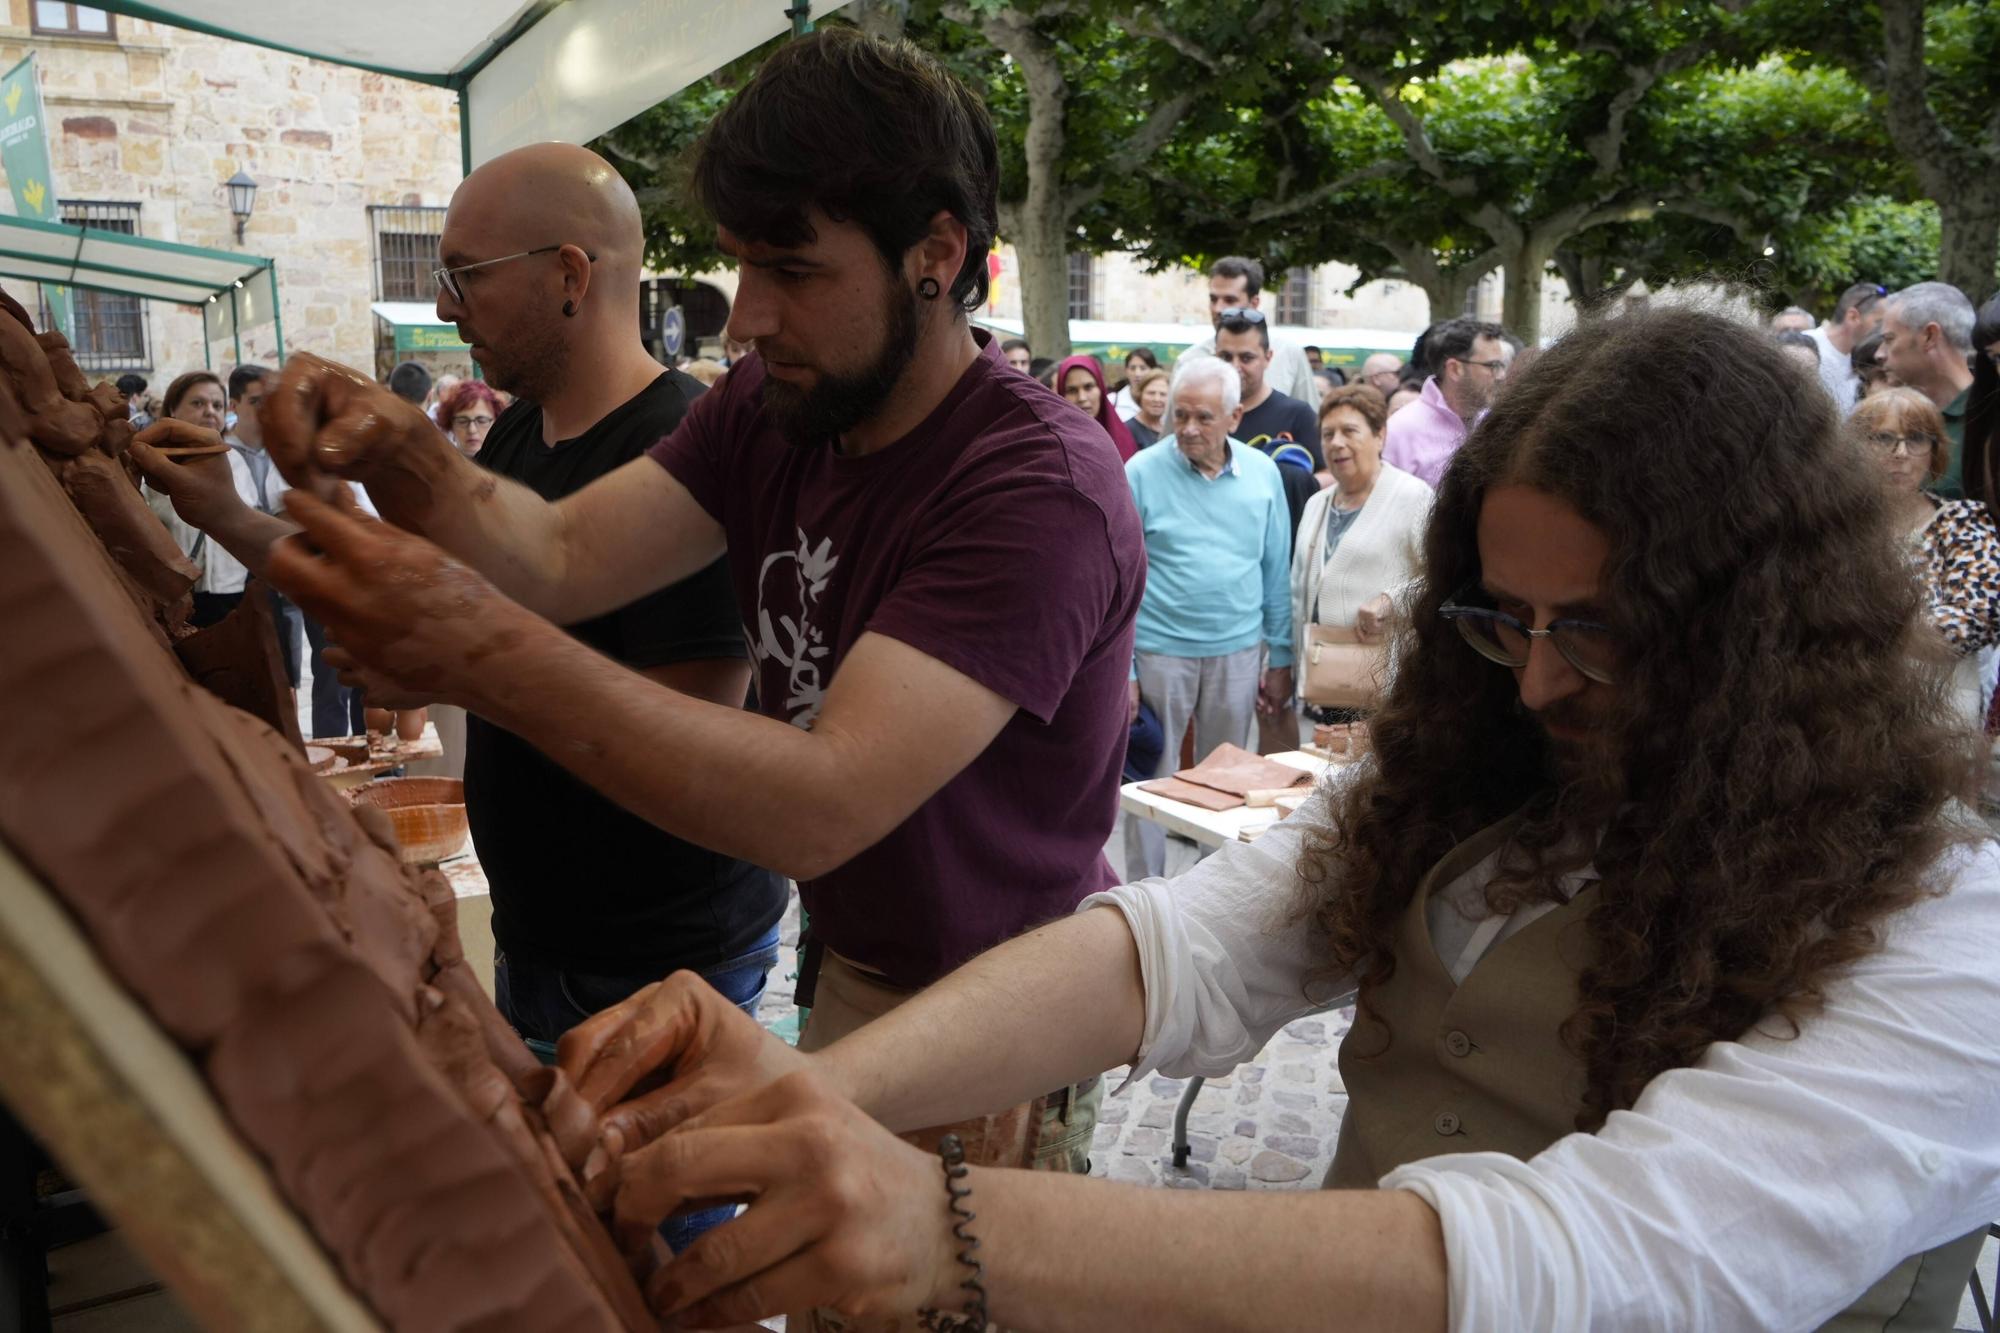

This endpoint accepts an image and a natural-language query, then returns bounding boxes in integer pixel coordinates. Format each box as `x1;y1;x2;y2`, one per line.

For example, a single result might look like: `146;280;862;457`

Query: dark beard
759;278;921;449
474;321;568;404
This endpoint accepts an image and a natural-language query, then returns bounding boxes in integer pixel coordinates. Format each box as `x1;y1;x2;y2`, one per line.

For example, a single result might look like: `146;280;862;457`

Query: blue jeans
492;924;781;1254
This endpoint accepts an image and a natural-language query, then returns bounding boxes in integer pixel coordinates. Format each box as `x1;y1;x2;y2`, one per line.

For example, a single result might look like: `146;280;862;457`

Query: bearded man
555;309;2000;1332
144;25;1145;1226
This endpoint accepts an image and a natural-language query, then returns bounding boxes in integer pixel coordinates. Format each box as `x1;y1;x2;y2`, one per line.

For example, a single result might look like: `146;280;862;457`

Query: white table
1119;749;1341;849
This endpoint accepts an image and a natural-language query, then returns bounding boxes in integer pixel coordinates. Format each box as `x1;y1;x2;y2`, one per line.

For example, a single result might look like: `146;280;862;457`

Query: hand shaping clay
0;293;654;1329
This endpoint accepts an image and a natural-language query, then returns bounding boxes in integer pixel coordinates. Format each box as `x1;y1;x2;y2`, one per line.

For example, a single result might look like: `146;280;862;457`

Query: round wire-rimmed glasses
1438;588;1618;684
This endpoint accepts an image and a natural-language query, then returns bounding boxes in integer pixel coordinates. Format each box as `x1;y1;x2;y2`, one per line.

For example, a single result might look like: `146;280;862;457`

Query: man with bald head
1362;351;1404;398
433;142;786;1132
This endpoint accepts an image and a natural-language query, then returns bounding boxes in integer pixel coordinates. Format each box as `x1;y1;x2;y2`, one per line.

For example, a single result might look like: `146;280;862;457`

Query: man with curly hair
561;307;2000;1332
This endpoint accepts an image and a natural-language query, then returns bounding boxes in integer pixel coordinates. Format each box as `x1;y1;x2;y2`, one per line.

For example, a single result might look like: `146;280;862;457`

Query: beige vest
1326;813;1985;1331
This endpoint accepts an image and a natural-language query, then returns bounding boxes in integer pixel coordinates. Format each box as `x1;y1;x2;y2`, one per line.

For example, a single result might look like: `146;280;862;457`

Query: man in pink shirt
1382;317;1511;488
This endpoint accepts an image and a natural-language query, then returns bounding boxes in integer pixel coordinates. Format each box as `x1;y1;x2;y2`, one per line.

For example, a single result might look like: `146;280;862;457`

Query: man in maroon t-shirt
250;29;1144;1204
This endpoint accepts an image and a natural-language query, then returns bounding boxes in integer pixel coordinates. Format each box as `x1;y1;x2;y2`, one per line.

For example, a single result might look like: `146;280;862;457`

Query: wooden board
0;838;380;1333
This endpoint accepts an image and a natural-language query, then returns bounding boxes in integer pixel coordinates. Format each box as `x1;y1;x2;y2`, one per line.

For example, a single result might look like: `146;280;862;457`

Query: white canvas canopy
94;1;851;167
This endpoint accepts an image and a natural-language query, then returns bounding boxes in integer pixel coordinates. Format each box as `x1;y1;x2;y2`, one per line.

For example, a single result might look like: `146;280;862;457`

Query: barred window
368;205;447;301
1067;252;1099;322
1275;266;1314;326
43;200;148;372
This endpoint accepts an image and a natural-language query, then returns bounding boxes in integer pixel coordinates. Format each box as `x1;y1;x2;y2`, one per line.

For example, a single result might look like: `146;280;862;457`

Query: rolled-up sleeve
1081;775;1357;1084
1383;837;2000;1331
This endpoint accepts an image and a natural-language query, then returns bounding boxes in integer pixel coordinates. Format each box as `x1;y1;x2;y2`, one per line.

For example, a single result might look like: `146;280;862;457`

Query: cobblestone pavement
756;821;1358;1193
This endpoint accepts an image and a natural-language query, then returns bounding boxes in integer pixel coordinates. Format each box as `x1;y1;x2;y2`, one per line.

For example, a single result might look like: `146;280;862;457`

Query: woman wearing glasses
1852;386;2000;727
433;378;504;458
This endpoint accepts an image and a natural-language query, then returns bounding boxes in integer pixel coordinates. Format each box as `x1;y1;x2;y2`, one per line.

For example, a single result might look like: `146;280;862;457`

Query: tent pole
788;2;813;36
230;288;241;366
268;264;286;365
458;87;472;177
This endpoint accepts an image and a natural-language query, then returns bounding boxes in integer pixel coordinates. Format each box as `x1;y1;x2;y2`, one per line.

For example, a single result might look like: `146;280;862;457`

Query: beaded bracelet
917;1133;990;1331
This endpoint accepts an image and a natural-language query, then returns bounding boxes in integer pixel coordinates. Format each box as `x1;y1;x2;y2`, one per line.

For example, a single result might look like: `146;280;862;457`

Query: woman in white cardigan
1290;384;1433;722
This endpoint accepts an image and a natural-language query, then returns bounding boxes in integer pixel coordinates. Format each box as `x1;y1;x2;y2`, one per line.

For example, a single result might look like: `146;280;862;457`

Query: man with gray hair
1121;354;1294;877
1770;305;1814;334
1879;281;1977;495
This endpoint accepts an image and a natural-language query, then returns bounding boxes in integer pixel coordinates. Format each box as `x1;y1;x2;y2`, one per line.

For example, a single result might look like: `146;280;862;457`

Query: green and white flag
0;54;70;335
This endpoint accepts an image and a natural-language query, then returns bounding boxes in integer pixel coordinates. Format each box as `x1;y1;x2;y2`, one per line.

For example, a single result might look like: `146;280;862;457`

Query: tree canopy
592;0;1998;357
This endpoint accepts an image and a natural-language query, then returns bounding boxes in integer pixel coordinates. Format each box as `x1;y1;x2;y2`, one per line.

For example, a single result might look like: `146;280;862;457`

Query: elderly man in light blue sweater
1123;354;1294;878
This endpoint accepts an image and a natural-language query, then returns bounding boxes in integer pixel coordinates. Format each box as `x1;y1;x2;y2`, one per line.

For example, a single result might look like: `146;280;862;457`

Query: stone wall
0;4;462;386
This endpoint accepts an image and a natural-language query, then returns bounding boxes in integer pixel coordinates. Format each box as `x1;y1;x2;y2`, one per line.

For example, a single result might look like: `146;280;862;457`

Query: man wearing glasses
553;309;1998;1331
1382;317;1511;489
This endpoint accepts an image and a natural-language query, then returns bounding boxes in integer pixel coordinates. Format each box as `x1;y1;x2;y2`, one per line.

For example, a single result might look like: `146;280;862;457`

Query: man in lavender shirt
1381;317;1511;488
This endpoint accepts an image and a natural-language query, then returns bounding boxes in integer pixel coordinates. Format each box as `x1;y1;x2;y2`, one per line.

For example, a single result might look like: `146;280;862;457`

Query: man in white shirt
1175;256;1323;408
555;309;2000;1332
1805;281;1886;413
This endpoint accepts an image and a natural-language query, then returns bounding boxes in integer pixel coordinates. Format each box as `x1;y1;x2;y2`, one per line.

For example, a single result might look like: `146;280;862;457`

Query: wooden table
312;723;445;791
1119;749;1343;850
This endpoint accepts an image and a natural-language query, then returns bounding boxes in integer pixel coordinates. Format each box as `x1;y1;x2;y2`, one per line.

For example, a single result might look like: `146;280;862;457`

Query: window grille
368;205;448;301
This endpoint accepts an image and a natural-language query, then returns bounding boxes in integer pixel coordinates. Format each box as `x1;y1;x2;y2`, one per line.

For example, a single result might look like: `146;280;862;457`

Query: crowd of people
120;24;2000;1332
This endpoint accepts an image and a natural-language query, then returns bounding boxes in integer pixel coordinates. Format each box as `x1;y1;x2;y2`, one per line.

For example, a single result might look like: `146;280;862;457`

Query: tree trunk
1009;206;1073;361
1937;196;2000;302
1499;237;1558;343
977;11;1073;359
848;0;908;41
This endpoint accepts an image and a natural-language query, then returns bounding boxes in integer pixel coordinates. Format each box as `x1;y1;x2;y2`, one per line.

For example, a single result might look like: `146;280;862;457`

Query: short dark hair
114;373;146;397
1216;310;1270;351
1028;357;1055;383
1318;382;1389;437
1832;282;1885;324
1001;337;1030;354
1209;256;1264;298
227;363;272;403
387;361;431;404
1426;318;1507;376
1124;347;1158;370
693;27;999;312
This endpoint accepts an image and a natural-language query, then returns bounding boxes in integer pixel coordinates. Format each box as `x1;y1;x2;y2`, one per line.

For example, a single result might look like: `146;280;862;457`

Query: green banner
0;55;68;336
394;323;469;352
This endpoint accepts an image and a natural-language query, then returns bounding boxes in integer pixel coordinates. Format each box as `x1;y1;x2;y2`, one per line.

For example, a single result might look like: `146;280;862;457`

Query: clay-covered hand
260;351;453;522
266;488;529;710
128;422;245;530
1354;591;1395;640
557;971;811;1203
611;1072;959;1328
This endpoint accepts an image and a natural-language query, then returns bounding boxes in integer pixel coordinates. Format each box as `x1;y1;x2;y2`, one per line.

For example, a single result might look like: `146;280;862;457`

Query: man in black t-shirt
1217;309;1323;471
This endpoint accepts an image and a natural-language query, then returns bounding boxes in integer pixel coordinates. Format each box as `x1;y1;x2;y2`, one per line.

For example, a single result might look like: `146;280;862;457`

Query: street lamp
226;170;258;243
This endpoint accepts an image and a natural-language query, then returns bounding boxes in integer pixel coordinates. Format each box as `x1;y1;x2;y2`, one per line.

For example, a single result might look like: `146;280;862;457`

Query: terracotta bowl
345;777;468;865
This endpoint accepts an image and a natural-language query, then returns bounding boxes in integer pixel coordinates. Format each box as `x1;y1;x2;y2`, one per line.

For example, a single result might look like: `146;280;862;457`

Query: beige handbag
1303;623;1385;709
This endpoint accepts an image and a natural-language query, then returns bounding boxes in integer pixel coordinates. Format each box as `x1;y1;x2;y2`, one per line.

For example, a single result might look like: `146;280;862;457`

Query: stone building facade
0;2;464;389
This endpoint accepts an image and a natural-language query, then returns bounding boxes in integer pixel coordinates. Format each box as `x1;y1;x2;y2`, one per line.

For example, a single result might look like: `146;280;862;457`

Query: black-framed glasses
432;244;596;303
1863;431;1936;457
1451;355;1509;375
1439;588;1617;684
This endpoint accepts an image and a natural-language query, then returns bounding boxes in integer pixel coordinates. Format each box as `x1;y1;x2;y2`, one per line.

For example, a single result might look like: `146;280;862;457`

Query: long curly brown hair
1307;307;1979;1131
